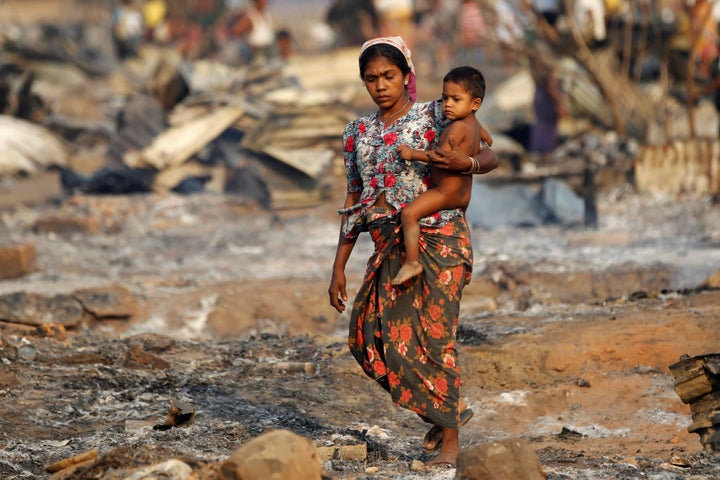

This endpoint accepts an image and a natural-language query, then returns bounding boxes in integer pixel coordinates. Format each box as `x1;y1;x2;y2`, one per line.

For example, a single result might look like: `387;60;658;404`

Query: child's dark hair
359;43;411;79
443;66;486;100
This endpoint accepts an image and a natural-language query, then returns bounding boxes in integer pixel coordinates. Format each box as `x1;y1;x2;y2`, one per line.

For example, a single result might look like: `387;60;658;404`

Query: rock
456;438;546;480
0;292;85;327
0;367;20;387
409;459;425;471
107;459;192;480
701;269;720;288
315;443;367;462
72;284;139;320
219;429;323;480
123;344;171;370
32;216;101;235
125;333;176;353
0;243;37;279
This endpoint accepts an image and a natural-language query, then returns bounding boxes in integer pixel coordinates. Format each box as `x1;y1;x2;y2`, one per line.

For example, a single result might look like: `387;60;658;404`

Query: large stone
33;216;100;235
456;438;546;480
72;284;139;319
0;243;36;279
0;292;85;327
219;429;323;480
701;269;720;288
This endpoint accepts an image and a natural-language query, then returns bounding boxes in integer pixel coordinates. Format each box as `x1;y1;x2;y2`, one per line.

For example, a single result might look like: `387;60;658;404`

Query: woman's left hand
428;134;499;174
427;135;470;171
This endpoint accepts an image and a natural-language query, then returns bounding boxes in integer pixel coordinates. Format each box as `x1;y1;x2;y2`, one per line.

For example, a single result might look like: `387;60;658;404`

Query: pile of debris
670;353;720;452
1;22;363;210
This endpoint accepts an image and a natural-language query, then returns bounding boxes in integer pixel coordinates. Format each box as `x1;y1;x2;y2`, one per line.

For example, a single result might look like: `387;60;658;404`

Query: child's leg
392;188;450;285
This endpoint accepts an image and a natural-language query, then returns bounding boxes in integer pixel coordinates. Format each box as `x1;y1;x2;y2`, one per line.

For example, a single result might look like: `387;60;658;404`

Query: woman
327;36;497;466
226;0;275;63
528;45;566;164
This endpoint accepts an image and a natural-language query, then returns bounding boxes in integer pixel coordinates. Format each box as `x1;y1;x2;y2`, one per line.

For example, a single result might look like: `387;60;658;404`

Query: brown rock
0;367;20;387
57;352;112;365
126;333;176;353
219;429;323;480
123;344;171;370
456;438;546;480
72;284;139;319
0;292;85;327
0;243;37;279
33;216;100;235
701;269;720;288
315;443;367;462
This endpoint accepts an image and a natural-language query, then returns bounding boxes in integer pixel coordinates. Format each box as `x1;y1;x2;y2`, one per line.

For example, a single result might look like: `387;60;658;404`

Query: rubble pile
670;354;720;452
0;24;362;210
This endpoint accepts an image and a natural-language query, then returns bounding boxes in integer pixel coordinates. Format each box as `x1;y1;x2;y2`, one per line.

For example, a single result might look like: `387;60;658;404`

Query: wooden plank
0;170;62;209
675;375;717;404
691;391;720;416
260;146;334;180
123;106;245;171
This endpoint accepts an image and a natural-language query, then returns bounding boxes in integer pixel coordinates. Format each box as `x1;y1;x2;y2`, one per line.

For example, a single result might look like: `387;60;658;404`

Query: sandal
421;408;474;454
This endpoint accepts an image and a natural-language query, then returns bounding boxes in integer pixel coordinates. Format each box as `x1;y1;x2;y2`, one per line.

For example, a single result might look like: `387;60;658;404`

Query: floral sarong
348;214;473;429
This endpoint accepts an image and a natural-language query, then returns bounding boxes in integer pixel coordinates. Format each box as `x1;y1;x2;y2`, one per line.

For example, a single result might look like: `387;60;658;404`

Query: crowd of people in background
110;0;720;148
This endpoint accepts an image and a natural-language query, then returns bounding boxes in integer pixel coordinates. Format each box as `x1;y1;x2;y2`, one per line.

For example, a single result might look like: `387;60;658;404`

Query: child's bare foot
391;261;423;285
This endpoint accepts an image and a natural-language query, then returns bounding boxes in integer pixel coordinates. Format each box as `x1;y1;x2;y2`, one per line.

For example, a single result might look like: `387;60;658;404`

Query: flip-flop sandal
421;424;443;454
421;408;474;454
459;407;474;428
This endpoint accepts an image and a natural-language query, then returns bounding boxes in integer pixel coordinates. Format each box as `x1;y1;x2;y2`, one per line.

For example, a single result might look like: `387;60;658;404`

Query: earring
404;81;408;85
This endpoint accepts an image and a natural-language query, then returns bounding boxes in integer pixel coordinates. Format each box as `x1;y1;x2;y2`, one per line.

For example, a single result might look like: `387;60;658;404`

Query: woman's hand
328;269;348;313
428;135;498;174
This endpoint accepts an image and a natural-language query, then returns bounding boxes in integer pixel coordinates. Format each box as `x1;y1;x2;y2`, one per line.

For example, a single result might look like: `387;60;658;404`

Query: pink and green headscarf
359;36;417;101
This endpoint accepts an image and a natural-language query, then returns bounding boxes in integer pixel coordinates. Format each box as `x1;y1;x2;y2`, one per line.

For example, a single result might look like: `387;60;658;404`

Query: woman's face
361;56;409;111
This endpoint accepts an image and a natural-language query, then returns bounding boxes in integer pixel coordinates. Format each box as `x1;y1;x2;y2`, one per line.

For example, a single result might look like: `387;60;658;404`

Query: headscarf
359;36;417;101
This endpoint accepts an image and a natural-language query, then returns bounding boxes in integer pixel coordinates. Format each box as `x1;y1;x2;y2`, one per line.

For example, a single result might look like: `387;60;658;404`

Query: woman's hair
444;66;486;100
359;43;411;80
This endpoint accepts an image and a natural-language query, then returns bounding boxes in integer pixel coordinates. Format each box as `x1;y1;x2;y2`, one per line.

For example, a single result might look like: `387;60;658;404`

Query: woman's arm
328;192;360;313
427;134;499;174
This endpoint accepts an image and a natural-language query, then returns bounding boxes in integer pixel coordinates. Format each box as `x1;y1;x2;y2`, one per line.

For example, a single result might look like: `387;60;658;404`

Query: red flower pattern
400;324;413;342
383;132;398;145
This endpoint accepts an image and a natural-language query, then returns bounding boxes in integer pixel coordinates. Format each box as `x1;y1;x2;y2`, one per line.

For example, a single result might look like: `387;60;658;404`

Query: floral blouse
339;99;463;239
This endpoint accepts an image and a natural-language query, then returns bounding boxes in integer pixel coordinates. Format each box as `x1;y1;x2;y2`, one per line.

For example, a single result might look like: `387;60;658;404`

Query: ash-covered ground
1;186;720;479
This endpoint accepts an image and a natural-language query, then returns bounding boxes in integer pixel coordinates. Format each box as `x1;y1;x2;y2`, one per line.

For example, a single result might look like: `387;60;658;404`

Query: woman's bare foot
421;398;471;453
425;427;459;467
391;261;423;285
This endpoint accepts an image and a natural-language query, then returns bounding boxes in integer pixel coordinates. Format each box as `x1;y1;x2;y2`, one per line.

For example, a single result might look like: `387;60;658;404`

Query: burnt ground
1;177;720;480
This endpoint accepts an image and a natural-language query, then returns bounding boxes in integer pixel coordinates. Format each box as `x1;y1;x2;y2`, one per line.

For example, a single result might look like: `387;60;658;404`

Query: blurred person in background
455;0;486;68
375;0;416;46
141;0;168;43
111;0;145;59
493;0;525;72
275;28;293;60
326;0;379;47
223;0;276;63
573;0;607;46
528;43;567;164
413;0;457;78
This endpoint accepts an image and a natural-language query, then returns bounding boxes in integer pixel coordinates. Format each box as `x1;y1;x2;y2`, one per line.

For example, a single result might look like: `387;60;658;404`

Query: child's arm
398;144;430;163
479;123;493;147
